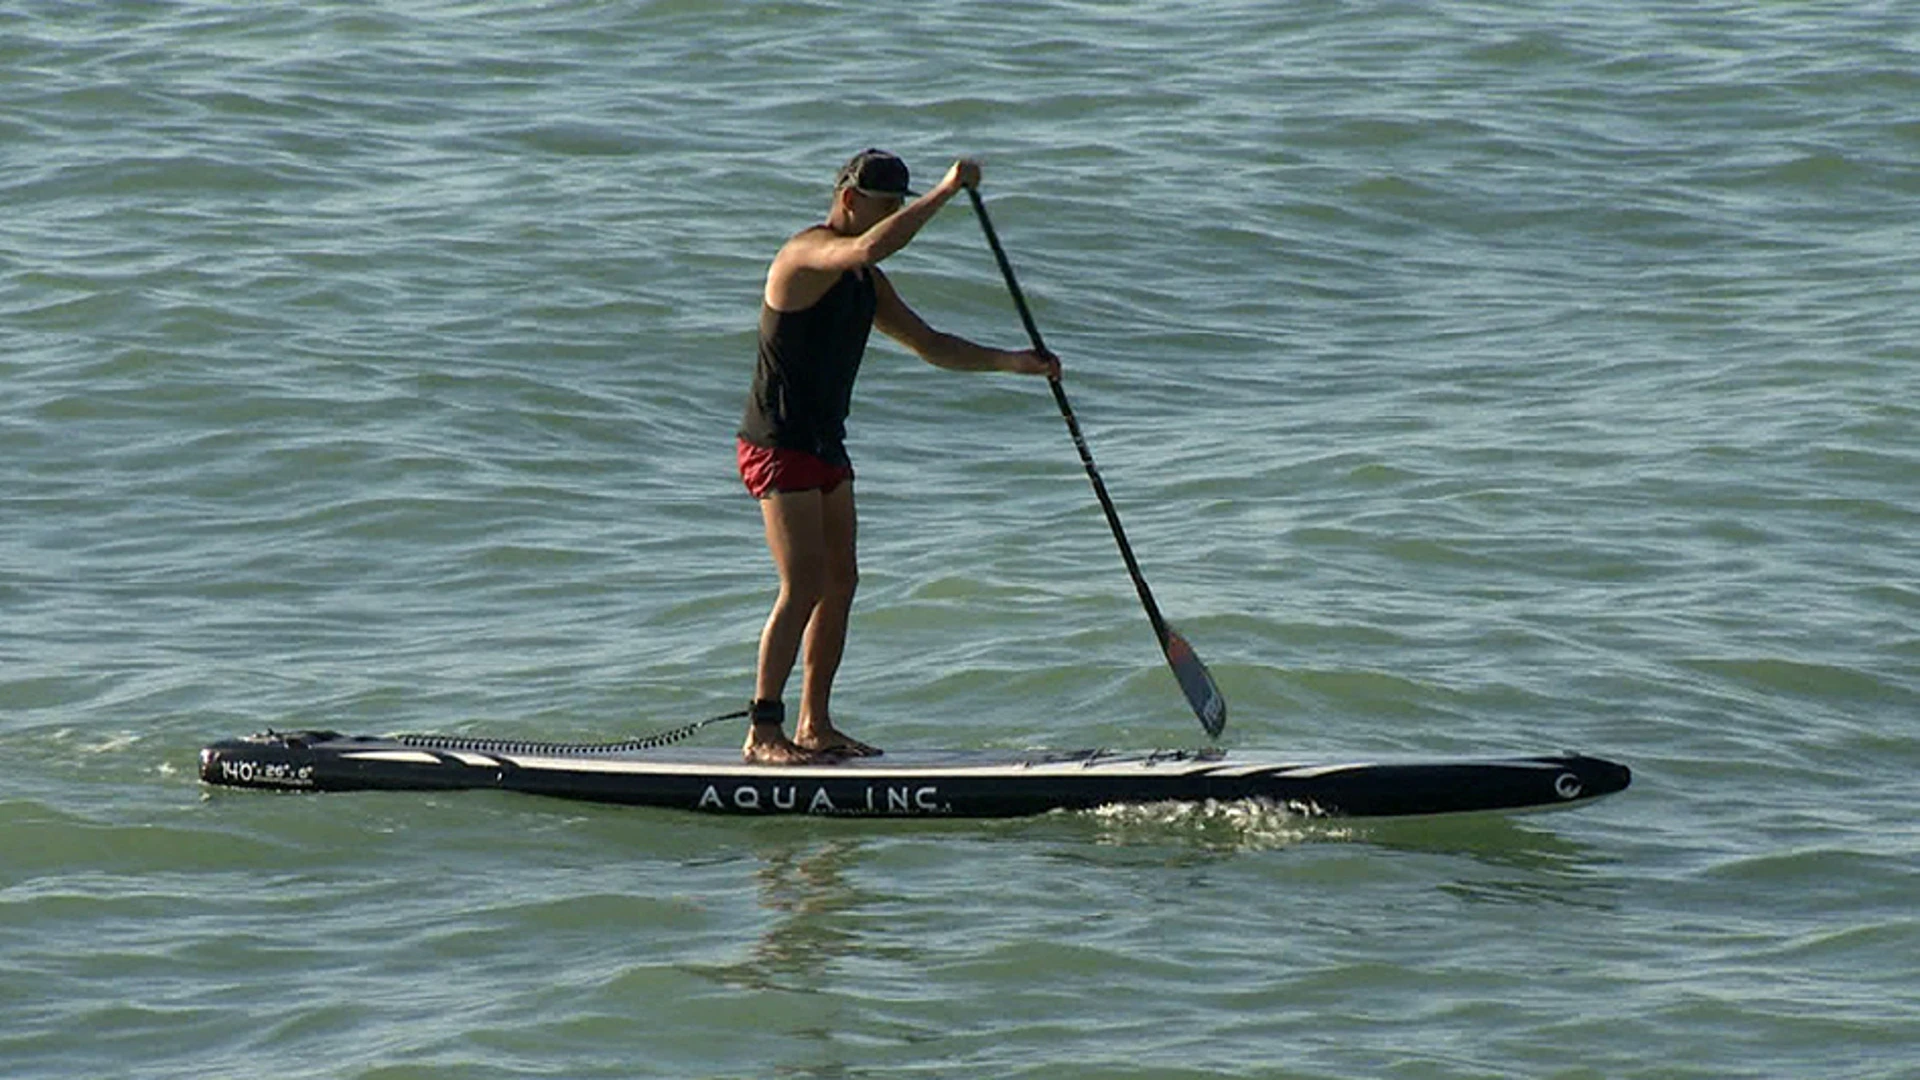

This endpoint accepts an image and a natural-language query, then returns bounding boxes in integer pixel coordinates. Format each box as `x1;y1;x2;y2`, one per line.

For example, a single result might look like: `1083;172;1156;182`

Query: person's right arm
780;159;980;275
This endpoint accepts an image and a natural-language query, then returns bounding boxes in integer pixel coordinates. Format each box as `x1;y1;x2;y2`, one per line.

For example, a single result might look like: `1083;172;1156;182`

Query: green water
4;1;1916;1077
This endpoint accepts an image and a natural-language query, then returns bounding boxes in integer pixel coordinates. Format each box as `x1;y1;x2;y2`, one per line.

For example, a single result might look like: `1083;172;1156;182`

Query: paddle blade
1165;630;1227;738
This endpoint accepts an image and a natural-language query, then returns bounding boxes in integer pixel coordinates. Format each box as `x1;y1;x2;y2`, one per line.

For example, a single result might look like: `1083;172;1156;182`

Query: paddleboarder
738;149;1060;765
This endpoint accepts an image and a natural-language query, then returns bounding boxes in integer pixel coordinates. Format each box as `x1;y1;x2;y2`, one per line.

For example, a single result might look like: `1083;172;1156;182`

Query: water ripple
4;1;1918;1077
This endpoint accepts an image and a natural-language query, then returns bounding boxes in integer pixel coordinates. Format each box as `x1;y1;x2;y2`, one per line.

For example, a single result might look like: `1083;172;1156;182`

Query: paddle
966;187;1227;739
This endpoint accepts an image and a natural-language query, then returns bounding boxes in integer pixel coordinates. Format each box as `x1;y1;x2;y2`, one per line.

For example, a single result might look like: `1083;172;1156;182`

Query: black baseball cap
835;148;918;199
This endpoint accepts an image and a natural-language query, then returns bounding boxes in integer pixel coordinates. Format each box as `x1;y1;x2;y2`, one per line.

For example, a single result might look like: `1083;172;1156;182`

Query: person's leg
794;482;879;756
744;489;826;764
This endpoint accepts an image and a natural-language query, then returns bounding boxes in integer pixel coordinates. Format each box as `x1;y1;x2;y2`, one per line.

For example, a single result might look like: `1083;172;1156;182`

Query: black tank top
737;268;877;467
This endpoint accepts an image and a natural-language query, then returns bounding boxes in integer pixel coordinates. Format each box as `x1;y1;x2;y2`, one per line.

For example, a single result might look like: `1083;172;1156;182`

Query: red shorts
737;437;854;499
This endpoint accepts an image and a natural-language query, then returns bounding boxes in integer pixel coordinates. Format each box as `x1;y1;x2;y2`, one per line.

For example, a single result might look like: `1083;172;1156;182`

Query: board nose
1570;755;1632;797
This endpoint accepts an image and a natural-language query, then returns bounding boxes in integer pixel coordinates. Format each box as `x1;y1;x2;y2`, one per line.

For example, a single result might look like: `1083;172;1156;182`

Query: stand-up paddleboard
199;729;1629;819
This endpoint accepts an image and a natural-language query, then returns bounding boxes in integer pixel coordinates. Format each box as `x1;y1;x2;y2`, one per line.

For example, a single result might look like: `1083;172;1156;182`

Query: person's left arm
872;268;1060;377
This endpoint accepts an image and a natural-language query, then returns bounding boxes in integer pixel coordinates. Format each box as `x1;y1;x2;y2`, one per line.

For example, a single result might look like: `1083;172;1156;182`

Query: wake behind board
199;730;1630;819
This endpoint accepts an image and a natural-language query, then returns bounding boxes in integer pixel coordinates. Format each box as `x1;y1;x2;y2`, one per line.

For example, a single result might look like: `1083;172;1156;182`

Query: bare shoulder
777;223;834;253
771;224;838;273
766;226;843;311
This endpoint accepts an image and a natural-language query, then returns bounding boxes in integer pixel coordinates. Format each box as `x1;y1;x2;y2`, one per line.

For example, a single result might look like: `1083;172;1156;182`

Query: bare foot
794;723;882;758
743;727;823;765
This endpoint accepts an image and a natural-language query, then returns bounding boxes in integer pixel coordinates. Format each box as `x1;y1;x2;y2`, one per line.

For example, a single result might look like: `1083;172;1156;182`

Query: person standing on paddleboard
737;149;1060;765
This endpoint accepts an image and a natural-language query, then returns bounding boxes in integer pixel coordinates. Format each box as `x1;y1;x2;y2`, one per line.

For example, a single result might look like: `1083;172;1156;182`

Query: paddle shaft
965;188;1177;648
967;187;1226;737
